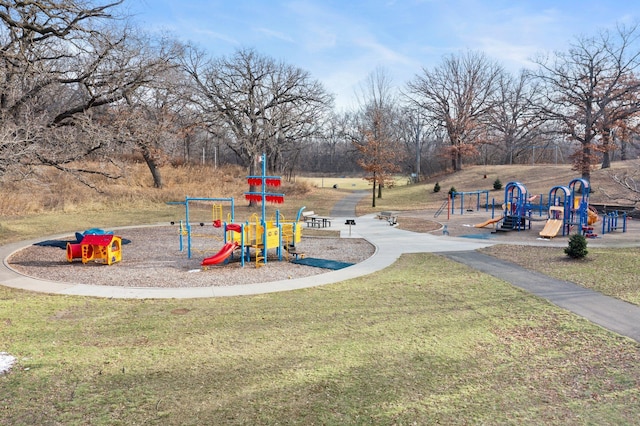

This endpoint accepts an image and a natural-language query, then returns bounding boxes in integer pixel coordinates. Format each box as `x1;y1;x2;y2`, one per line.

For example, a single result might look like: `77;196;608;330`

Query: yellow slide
588;206;599;225
474;216;503;228
539;219;563;238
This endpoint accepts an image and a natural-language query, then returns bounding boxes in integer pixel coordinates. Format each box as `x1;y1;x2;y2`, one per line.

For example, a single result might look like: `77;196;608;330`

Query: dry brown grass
0;163;313;218
355;160;640;216
422;161;640;207
2;160;639;221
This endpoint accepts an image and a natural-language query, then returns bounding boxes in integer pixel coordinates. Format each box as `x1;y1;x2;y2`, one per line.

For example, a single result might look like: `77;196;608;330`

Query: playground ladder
282;226;294;260
434;199;448;218
254;244;265;267
253;216;265;268
212;203;223;223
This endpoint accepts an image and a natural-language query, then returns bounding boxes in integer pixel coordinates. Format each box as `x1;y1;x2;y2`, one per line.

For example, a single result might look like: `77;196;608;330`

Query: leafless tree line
2;1;640;191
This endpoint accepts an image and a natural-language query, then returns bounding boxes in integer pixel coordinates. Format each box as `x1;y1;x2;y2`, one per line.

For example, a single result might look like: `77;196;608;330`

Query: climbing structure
196;153;304;268
501;181;529;231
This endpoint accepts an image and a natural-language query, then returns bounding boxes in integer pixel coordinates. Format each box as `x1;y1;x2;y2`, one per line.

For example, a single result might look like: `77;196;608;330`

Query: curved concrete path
0;213;492;299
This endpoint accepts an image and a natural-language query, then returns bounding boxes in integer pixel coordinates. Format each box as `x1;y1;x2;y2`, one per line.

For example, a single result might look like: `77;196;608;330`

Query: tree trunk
142;147;163;189
451;147;462;171
371;172;376;208
581;143;591;182
601;130;611;169
601;150;611;169
377;181;383;199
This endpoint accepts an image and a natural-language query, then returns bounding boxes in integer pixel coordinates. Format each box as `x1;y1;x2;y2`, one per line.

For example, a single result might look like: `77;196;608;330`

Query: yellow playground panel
226;214;304;267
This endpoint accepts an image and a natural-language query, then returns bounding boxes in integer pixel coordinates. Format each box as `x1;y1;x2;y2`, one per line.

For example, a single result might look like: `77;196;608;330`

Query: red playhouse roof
81;234;117;246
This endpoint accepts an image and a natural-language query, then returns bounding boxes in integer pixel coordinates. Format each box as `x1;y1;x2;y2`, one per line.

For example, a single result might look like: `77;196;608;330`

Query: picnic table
309;216;332;228
302;210;332;228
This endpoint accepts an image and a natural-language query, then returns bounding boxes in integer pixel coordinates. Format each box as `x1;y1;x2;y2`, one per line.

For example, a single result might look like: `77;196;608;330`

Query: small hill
424;161;640;209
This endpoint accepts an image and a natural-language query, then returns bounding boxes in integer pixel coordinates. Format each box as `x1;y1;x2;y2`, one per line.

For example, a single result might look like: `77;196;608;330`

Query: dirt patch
395;216;442;233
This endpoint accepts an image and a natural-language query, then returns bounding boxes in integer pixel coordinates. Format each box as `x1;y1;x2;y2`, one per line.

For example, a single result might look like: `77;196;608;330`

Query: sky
127;0;640;111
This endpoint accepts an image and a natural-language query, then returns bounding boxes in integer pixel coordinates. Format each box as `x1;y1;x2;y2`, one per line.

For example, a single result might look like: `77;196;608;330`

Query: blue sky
128;1;639;111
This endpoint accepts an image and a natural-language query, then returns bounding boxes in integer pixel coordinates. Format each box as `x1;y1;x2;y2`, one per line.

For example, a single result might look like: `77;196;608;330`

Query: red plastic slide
201;242;238;266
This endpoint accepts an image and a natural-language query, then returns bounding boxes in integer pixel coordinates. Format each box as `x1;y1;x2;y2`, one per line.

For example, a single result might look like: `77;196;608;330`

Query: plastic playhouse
67;232;122;265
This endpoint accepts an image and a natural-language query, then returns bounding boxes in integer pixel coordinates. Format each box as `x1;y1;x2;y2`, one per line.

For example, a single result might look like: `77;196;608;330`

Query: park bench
377;211;398;226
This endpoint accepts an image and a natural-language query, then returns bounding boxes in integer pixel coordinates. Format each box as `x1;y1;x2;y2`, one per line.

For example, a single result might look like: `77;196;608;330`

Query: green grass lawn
2;254;640;425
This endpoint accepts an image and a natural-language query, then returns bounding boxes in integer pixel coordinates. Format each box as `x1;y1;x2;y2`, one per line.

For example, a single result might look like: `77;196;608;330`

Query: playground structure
500;179;598;238
171;154;305;268
469;178;623;239
538;179;599;238
67;231;122;265
450;190;490;216
207;206;305;268
168;196;235;259
601;210;628;235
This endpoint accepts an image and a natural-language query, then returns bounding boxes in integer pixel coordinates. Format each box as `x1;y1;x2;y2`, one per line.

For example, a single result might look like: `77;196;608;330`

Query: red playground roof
81;234;117;246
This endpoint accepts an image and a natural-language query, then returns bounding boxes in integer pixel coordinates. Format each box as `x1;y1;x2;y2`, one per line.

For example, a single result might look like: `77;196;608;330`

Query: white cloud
254;27;295;44
353;36;413;66
191;28;239;46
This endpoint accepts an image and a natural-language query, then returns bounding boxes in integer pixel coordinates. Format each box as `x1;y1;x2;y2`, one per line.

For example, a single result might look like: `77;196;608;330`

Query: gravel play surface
7;226;375;288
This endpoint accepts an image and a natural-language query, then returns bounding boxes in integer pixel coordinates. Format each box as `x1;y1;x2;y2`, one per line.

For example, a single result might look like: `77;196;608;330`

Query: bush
493;178;502;190
433;182;441;193
448;186;456;196
564;234;588;259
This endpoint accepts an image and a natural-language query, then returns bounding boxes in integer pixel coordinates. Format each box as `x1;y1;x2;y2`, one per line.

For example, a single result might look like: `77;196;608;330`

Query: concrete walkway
329;190;368;217
440;251;640;343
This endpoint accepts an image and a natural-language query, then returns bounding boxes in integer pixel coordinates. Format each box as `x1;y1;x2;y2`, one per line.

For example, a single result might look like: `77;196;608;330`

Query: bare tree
0;0;180;184
531;24;640;180
395;107;430;180
482;70;545;164
353;118;403;208
108;104;177;189
318;112;356;172
183;47;332;204
353;68;405;206
406;51;503;171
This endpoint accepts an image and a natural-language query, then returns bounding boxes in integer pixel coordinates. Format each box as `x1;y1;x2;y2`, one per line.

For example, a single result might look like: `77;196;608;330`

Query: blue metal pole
450;192;455;215
240;224;245;267
185;196;192;258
